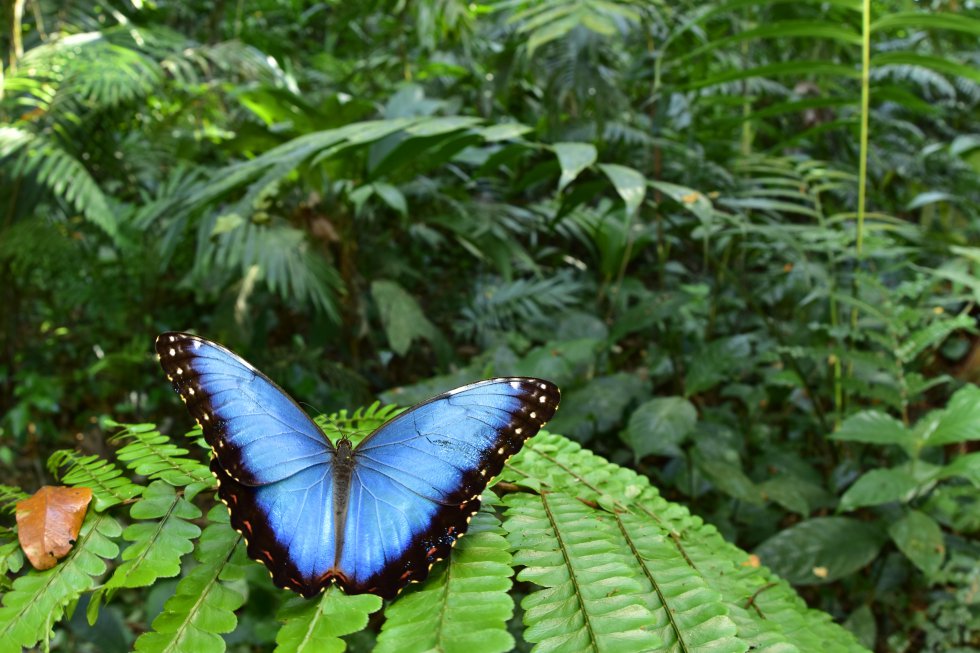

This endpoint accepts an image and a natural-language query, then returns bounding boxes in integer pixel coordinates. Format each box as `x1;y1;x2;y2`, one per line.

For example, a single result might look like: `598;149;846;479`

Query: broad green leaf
547;373;650;442
938;451;980;487
370;280;441;357
685;335;753;396
888;510;944;577
838;469;919;512
754;517;884;585
371;183;407;216
622;396;697;459
829;411;912;447
553;142;597;192
599;163;646;215
759;475;812;516
648;180;714;225
693;449;763;505
922;384;980;446
475;123;532;141
274;588;381;653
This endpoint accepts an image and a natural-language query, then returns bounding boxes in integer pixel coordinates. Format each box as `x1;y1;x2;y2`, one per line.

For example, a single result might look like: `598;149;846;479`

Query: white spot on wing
510;381;521;389
193;340;202;349
169;348;176;356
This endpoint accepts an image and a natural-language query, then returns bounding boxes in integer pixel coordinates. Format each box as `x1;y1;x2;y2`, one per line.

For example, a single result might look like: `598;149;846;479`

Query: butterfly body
155;332;559;598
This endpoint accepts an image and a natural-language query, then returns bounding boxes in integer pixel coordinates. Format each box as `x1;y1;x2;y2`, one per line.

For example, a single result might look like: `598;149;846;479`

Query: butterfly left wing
339;377;560;597
156;332;341;596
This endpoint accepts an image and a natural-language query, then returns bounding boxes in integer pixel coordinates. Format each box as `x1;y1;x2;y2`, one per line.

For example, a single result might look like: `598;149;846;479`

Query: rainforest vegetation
1;1;979;651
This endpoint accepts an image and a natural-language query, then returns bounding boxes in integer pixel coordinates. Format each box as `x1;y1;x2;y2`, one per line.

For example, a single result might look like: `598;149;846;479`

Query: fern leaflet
274;588;382;653
503;491;662;652
109;421;214;492
376;503;516;653
133;506;247;653
47;450;143;510
88;481;203;622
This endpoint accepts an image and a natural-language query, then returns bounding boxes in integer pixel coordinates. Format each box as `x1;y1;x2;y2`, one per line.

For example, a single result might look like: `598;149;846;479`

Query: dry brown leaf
16;486;93;570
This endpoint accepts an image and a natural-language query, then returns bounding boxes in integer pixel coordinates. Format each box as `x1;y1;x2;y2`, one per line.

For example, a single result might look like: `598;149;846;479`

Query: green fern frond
89;481;203;621
505;434;869;651
47;450;143;511
133;506;248;653
376;504;516;653
0;511;121;652
274;588;382;653
457;273;584;341
195;216;343;320
0;537;25;590
0;485;29;512
109;422;214;492
3;130;119;242
322;401;405;444
503;490;663;652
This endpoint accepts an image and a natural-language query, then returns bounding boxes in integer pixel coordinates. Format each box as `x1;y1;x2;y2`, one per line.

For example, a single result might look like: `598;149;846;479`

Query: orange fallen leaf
742;554;761;568
16;486;93;570
812;566;829;578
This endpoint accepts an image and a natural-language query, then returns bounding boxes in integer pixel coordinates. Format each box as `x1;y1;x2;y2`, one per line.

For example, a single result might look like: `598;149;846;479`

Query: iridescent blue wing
338;377;560;597
155;332;339;596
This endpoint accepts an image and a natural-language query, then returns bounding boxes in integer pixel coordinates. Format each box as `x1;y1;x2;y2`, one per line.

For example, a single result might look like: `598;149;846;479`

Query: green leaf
754;517;884;585
838;469;919;512
134;506;247;653
759;475;812;516
553;142;597;192
922;384;980;446
938;451;980;487
685;336;753;396
829;410;912;448
475;123;532;142
371;182;407;216
274;588;381;653
370;279;442;357
622;396;697;459
888;510;944;577
693;449;764;505
598;163;646;215
546;373;650;442
648;180;715;225
376;507;515;653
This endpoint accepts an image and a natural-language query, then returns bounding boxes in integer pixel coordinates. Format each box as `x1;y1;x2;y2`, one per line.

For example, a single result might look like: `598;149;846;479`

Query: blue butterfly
155;332;560;598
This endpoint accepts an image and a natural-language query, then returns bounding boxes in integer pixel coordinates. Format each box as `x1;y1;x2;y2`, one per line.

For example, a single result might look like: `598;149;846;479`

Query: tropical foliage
1;0;979;650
